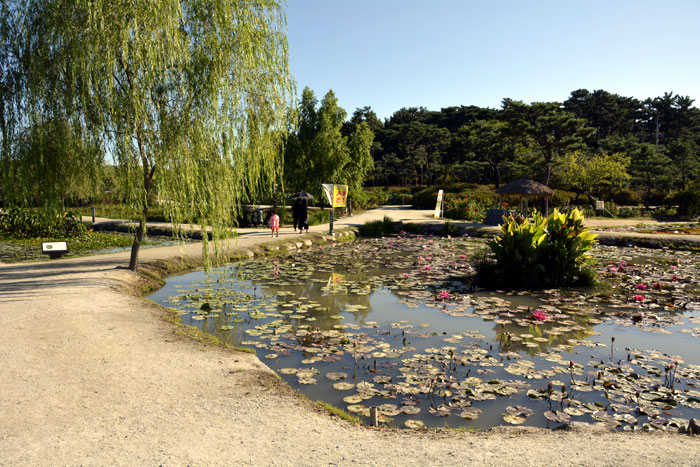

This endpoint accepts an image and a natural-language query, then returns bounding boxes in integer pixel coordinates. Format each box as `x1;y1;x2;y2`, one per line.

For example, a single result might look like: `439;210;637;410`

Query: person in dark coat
292;198;302;231
298;199;309;233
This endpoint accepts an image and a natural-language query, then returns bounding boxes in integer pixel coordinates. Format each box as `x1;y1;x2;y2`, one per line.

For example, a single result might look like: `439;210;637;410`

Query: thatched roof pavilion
496;177;553;216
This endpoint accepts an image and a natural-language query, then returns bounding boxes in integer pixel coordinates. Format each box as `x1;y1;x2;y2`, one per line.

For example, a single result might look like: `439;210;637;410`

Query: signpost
434;189;444;218
322;184;348;235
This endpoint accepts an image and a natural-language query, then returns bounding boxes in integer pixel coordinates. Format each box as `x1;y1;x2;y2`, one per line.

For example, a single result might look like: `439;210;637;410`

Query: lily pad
503;414;526;425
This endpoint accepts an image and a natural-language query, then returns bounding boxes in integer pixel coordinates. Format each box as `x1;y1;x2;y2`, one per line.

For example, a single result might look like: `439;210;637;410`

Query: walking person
292;198;302;232
299;199;309;233
269;210;280;237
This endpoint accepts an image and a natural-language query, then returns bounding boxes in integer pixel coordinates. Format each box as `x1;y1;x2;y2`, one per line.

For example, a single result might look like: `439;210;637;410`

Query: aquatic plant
482;208;597;288
437;290;451;300
358;216;396;237
531;309;548;321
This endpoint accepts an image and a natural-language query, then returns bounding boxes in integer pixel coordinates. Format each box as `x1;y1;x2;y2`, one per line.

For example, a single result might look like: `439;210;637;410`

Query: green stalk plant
482;208;597;288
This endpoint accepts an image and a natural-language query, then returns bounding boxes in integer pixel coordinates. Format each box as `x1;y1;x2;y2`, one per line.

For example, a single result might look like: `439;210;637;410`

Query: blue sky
286;0;700;120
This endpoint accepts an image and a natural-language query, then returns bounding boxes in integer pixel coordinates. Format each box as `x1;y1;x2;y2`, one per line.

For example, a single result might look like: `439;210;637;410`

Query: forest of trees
357;89;700;204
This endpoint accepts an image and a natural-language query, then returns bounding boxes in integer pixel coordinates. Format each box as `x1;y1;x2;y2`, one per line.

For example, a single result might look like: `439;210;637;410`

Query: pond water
149;236;700;431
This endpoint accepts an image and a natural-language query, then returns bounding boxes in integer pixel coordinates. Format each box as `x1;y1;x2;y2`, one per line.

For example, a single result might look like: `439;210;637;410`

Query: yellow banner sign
332;184;348;208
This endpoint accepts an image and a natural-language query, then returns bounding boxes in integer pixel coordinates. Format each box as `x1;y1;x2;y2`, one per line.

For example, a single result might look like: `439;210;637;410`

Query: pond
148;236;700;431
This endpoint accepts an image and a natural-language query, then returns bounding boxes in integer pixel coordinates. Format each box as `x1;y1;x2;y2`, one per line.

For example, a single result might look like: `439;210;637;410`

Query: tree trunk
128;216;146;271
128;132;154;271
493;164;500;189
544;164;552;186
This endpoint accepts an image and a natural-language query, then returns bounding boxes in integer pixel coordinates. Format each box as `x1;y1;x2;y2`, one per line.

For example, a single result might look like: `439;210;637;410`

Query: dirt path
1;208;698;466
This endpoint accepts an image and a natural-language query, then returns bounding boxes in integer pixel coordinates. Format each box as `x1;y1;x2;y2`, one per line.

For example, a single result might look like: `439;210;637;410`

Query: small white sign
595;200;605;211
42;241;68;252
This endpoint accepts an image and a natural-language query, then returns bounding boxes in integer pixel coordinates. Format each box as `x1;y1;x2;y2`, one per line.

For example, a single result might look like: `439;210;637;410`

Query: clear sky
286;0;700;120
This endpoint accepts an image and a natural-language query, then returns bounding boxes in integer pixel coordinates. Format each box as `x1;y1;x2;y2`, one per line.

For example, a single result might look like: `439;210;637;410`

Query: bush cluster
479;208;597;288
411;184;579;213
0;208;88;238
349;188;389;210
443;197;486;222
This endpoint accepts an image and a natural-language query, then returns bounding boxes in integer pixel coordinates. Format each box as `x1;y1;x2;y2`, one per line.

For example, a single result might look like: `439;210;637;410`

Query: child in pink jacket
269;211;280;237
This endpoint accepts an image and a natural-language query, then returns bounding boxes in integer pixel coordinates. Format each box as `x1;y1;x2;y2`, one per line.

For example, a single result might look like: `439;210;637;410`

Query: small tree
556;150;630;199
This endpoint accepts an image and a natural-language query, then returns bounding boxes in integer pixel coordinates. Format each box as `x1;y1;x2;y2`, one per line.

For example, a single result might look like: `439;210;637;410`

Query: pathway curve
1;207;698;465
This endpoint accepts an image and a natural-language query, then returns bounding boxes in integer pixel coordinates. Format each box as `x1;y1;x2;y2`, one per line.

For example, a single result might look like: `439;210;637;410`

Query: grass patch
443;422;480;432
316;401;362;425
0;231;134;251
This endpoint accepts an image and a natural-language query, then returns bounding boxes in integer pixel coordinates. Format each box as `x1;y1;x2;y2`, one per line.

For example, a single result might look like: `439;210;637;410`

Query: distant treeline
345;89;700;203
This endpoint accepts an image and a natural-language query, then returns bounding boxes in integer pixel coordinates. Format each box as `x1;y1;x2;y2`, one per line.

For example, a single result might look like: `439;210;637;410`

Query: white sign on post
595;200;605;211
434;190;444;218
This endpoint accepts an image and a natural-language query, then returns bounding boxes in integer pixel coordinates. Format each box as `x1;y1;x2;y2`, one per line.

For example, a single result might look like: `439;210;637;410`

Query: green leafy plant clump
358;216;396;237
480;208;598;288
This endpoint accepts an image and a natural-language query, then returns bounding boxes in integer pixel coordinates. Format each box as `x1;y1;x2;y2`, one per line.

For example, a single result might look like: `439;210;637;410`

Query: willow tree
3;0;293;270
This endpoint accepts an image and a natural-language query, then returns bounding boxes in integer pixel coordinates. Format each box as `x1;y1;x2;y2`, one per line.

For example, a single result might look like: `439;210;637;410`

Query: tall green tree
344;122;374;190
629;143;672;207
460;119;516;188
502;100;592;186
3;0;293;270
284;88;374;198
668;139;699;189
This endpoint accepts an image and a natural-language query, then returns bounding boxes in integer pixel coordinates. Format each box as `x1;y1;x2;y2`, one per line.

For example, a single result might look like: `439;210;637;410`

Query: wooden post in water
369;407;378;426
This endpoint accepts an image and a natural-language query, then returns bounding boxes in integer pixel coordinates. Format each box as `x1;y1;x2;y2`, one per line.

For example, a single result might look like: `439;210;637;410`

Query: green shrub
308;209;331;226
386;190;412;205
0;208;88;238
443;196;486;222
612;189;642;206
349;188;389;210
674;186;700;216
482;208;597;288
358;216;395;237
549;189;578;207
411;184;499;210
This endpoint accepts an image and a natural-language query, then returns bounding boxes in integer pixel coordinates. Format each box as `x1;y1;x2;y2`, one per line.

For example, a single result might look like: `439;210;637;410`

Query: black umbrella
290;191;314;199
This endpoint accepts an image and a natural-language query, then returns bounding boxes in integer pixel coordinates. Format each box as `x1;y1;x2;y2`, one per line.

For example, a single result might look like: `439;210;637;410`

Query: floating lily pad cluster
153;236;700;431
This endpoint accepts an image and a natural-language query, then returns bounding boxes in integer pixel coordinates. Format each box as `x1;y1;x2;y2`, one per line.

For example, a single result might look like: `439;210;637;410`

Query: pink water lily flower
437;290;451;300
635;283;648;290
531;310;548;321
671;275;680;281
402;273;409;278
459;254;466;259
633;294;645;302
423;265;431;270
